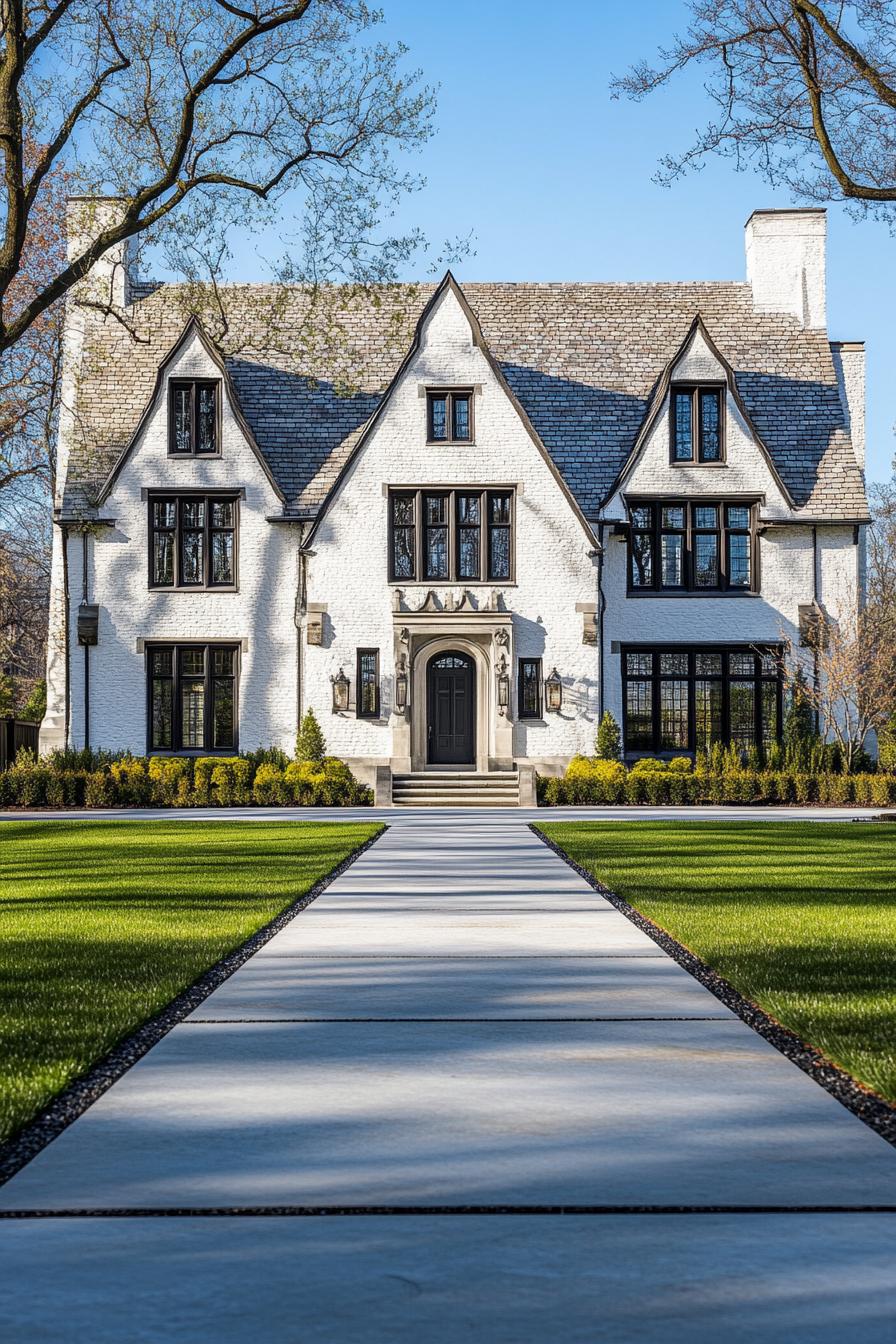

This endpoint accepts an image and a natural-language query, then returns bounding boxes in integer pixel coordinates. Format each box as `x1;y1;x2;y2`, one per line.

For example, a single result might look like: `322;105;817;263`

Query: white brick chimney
66;195;135;308
745;208;826;329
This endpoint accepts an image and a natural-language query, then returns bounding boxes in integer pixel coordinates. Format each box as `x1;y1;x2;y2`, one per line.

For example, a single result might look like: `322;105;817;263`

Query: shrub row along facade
42;204;868;802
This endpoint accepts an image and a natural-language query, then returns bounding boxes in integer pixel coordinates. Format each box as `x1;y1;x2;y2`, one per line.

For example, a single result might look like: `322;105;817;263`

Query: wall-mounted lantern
395;656;409;715
545;667;563;713
330;667;350;714
496;653;510;715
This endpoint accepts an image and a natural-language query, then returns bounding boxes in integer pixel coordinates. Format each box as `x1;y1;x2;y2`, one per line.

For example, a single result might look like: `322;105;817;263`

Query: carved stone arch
410;634;491;773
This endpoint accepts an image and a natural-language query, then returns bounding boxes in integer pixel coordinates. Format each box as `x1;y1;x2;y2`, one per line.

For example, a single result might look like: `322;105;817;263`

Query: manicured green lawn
538;821;896;1103
0;820;382;1144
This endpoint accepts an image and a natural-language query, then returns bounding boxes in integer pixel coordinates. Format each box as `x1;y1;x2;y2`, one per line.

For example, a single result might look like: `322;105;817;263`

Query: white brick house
42;204;869;803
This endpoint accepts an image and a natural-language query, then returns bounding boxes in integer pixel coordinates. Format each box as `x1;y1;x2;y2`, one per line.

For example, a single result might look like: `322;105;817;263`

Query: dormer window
427;389;473;443
671;385;723;463
169;380;219;456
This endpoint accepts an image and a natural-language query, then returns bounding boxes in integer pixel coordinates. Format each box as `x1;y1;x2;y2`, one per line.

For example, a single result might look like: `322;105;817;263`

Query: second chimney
745;208;826;330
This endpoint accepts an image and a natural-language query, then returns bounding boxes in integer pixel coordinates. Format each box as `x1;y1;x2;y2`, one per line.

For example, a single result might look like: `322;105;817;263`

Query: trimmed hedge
537;755;896;807
0;750;372;808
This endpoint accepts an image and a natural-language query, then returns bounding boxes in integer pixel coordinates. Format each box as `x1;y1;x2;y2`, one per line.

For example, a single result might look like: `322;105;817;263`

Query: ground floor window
518;657;542;718
622;644;782;755
148;643;238;752
356;648;380;718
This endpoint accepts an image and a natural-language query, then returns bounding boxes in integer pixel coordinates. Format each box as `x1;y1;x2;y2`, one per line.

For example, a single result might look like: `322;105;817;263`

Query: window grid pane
429;395;447;440
626;680;653;748
699;390;721;461
452;395;470;441
673;391;693;461
659;679;689;749
358;651;379;718
519;659;541;718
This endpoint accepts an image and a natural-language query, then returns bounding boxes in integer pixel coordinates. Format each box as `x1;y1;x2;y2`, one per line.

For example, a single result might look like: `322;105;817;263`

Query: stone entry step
392;771;521;808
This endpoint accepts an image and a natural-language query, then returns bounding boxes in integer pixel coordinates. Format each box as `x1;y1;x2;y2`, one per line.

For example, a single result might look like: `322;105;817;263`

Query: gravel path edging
0;825;385;1187
531;823;896;1149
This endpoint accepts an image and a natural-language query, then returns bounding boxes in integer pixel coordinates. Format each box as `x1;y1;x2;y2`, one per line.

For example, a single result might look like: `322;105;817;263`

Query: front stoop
392;771;521;808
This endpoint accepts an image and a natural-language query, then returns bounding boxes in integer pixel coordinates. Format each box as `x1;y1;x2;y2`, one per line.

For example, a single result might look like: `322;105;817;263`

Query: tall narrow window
518;658;542;719
693;505;719;588
456;493;481;580
629;506;654;588
726;505;752;588
694;652;723;753
423;493;449;579
356;649;380;719
390;493;416;580
149;495;237;589
658;653;689;748
624;652;654;749
672;390;693;462
670;385;725;463
168;381;219;456
427;389;473;443
660;506;685;588
148;643;237;753
488;492;512;579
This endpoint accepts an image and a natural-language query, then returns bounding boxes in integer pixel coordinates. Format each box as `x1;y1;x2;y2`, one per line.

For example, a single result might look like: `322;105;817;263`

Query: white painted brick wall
305;285;600;767
56;329;299;755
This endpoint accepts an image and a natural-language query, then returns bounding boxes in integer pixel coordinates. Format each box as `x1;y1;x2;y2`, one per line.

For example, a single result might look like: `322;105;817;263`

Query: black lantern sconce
496;653;510;716
330;667;350;714
545;667;563;713
395;655;409;715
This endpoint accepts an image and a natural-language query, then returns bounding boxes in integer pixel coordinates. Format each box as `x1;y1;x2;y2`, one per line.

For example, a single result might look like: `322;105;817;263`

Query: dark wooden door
428;652;475;765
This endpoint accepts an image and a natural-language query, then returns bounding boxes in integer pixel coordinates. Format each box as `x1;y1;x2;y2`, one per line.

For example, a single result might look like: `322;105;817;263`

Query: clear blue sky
236;1;896;482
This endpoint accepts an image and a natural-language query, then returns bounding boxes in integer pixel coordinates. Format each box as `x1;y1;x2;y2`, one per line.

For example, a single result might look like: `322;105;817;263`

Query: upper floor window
670;385;724;463
389;488;513;583
150;494;237;590
427;389;473;443
628;500;756;594
169;380;219;456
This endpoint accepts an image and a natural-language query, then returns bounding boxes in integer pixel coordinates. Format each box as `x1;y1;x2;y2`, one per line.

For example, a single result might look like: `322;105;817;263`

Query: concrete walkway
1;818;895;1340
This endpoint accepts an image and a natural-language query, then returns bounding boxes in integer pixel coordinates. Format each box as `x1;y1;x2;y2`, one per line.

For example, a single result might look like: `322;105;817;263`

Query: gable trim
600;314;796;511
96;316;285;505
305;272;600;551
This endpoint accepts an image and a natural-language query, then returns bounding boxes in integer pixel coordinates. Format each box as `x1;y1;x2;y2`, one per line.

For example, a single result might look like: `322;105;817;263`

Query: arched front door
427;651;476;765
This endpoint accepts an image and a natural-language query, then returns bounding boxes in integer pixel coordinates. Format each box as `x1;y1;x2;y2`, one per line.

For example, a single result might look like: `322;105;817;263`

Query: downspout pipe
596;524;605;722
60;523;71;750
81;530;90;752
811;526;820;734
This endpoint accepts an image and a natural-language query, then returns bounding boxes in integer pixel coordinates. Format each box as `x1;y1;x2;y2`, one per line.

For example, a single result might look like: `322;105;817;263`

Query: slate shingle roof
63;278;868;521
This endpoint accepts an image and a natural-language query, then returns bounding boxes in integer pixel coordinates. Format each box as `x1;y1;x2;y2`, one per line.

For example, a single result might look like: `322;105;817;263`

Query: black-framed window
622;645;782;755
356;648;380;719
628;500;757;594
518;657;542;719
148;643;238;753
169;381;219;456
150;495;237;589
389;488;513;582
671;385;724;463
427;389;473;443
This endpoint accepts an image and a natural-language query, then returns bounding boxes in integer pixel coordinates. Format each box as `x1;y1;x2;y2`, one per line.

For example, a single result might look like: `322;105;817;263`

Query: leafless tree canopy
0;0;437;354
613;2;896;221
